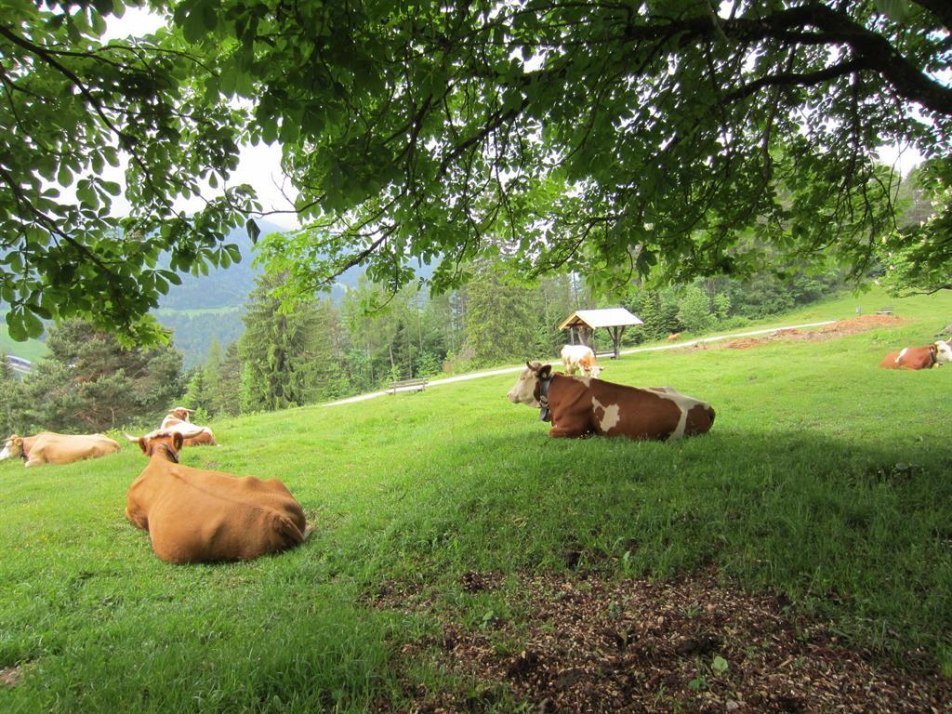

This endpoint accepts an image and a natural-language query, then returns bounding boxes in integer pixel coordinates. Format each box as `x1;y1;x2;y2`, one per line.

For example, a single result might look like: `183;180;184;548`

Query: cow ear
173;432;184;450
539;364;552;379
137;437;149;454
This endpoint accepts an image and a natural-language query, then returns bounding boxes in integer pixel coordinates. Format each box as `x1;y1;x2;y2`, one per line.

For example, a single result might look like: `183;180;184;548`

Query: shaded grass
1;287;951;711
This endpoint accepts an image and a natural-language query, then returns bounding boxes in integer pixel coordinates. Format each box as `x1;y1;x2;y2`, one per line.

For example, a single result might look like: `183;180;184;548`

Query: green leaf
57;164;73;187
246;218;261;244
874;0;912;22
22;309;44;338
182;2;209;43
6;313;27;342
712;655;729;675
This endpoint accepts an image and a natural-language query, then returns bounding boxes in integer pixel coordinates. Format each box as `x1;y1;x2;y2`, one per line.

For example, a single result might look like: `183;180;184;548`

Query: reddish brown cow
125;431;308;564
879;340;952;370
507;362;715;441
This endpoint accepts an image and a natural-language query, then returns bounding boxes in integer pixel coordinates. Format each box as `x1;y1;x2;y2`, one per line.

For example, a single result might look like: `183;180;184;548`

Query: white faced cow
507;362;715;441
125;430;308;564
0;432;120;467
560;344;602;378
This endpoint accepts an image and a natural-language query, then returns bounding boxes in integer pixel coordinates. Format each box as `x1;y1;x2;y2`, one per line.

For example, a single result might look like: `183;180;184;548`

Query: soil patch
717;315;904;350
0;665;22;688
372;568;949;713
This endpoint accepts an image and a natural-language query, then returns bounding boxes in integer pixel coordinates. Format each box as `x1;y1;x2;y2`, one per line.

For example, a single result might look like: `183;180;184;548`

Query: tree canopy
2;1;950;341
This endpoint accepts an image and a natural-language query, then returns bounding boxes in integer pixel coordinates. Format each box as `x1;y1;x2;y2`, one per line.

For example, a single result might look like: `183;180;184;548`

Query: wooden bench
388;378;428;394
876;306;896;315
595;351;618;360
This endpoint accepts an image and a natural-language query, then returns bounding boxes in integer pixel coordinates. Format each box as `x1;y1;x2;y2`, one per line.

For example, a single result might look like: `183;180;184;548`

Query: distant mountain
156;219;281;310
5;219;416;370
154;219;369;368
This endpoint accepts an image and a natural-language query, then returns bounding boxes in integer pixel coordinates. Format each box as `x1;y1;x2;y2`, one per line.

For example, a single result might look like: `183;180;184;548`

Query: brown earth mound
723;315;905;350
374;568;949;713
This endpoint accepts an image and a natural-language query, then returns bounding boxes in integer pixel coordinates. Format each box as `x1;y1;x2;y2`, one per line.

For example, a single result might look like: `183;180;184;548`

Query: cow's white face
589;365;602;379
936;340;952;365
0;436;21;460
507;363;548;406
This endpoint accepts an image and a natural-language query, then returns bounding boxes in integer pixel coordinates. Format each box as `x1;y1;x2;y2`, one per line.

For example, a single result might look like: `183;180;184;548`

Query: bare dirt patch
719;315;905;351
372;568;949;713
0;664;22;688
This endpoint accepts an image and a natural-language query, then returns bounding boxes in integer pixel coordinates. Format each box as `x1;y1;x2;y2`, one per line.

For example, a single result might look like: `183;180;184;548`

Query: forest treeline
0;260;844;435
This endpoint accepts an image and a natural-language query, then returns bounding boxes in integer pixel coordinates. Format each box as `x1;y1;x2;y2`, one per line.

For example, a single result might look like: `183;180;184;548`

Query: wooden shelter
559;308;644;359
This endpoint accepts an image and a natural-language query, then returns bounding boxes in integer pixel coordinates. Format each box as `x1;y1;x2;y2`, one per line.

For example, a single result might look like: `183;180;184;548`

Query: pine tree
14;320;184;431
462;262;539;364
239;273;324;411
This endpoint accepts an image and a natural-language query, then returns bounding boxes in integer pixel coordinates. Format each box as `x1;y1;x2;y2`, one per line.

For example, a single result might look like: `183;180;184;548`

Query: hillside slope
1;289;950;712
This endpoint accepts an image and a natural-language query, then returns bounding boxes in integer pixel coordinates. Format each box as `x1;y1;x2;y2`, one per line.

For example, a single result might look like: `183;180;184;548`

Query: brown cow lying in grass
125;430;308;564
879;340;952;370
507;362;715;441
0;432;120;467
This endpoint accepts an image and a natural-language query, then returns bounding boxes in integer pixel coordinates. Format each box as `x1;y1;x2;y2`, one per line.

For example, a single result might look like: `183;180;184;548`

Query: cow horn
123;432;140;442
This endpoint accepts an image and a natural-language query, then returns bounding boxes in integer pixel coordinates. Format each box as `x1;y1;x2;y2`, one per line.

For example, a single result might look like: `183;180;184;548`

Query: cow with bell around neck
126;430;308;564
507;362;715;441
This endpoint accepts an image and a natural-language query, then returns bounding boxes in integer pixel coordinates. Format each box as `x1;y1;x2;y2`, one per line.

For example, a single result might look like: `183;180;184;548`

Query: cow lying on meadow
507;362;715;441
125;430;308;564
159;407;217;446
0;432;120;467
879;340;952;370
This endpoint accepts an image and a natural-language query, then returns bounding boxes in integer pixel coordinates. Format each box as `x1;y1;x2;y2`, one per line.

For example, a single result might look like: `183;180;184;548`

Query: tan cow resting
507;362;715;441
126;430;308;564
0;432;120;467
879;340;952;370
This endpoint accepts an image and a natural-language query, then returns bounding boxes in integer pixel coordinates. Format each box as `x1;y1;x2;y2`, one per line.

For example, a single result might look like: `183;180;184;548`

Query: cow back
547;375;714;440
28;433;120;465
880;345;936;370
126;463;306;563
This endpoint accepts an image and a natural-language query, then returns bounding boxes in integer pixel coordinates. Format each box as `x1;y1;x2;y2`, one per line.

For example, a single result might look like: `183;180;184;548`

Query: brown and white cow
125;430;308;564
507;362;715;441
879;340;952;370
560;344;602;378
159;407;217;446
160;406;194;429
0;432;120;467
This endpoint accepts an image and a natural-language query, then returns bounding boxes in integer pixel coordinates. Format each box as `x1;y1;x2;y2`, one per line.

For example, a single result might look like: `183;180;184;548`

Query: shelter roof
558;308;643;331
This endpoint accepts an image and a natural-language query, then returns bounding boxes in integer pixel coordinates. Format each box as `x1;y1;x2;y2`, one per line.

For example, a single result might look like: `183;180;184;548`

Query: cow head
167;406;194;421
137;430;185;462
507;362;553;406
589;364;602;379
0;435;24;460
935;340;952;365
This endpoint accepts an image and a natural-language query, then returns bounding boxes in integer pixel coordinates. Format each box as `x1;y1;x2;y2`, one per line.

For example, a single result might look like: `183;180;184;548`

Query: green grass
1;286;951;712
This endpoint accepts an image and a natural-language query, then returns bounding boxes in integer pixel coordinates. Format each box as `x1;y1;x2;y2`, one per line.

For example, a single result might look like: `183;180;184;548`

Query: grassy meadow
1;286;951;712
